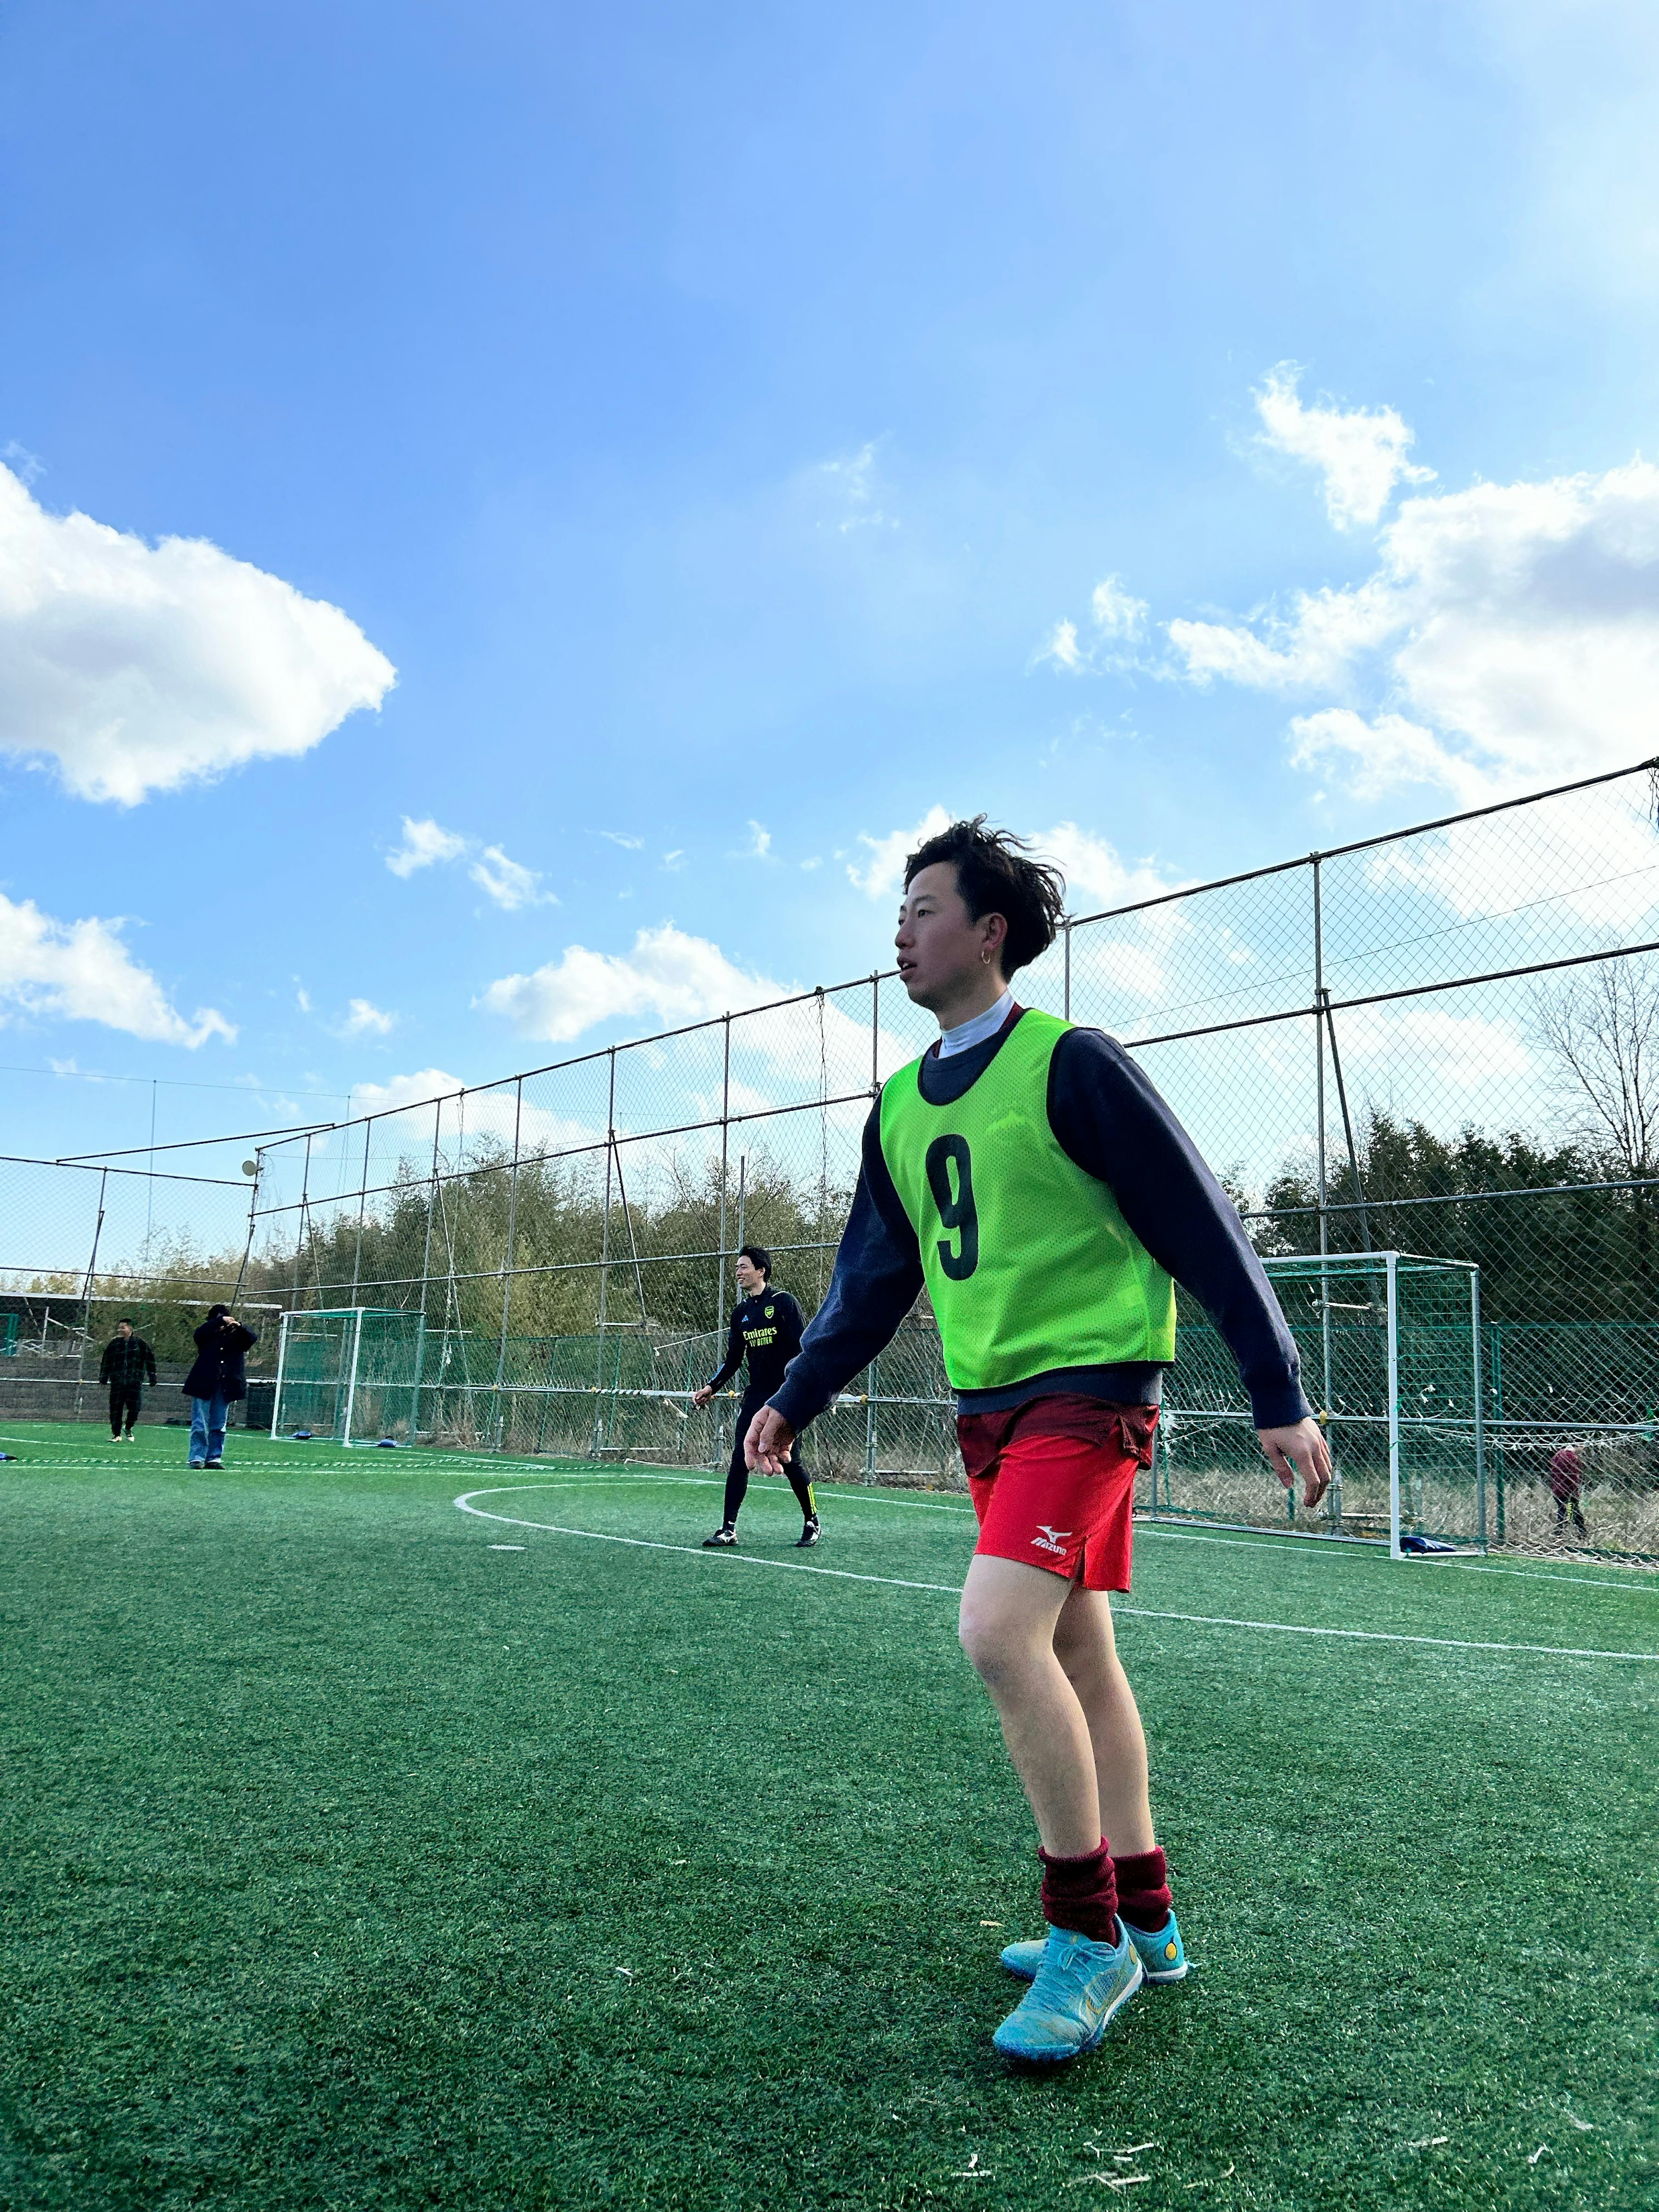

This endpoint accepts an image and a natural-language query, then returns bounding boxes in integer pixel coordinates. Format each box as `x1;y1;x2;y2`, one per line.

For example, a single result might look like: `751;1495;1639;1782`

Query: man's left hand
745;1406;796;1474
1257;1417;1332;1509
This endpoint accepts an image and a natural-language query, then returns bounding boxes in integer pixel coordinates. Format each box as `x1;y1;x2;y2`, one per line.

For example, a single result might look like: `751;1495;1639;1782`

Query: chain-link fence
10;757;1659;1558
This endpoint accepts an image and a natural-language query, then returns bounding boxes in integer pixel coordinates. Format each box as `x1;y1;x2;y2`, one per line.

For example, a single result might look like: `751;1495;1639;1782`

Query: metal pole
342;1305;364;1446
492;1078;523;1452
1063;915;1072;1020
350;1116;372;1304
1321;989;1372;1252
1313;856;1337;1526
1471;1265;1487;1550
270;1311;289;1437
1492;1322;1506;1544
716;1014;731;1344
593;1049;616;1456
291;1134;313;1310
1386;1250;1402;1560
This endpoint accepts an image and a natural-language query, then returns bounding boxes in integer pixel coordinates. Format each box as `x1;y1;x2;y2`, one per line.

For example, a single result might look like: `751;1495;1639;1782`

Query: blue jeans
189;1394;229;1465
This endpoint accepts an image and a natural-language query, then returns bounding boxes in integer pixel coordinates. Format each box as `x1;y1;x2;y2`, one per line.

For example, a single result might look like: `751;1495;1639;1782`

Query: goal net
1156;1252;1486;1557
271;1309;426;1446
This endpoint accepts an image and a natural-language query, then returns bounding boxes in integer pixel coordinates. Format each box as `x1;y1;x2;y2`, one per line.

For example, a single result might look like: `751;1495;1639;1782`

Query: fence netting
9;758;1659;1561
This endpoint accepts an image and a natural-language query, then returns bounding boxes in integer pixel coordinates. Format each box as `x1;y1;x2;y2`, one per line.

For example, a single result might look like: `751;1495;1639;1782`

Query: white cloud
1090;576;1147;640
745;821;772;860
338;997;394;1038
294;984;312;1015
815;442;896;532
344;1066;601;1158
386;817;468;877
0;463;394;805
1036;579;1147;674
480;924;782;1044
1287;709;1489;806
847;806;954;899
1255;363;1435;530
386;817;552;908
0;890;234;1045
1170;453;1659;806
1038;618;1083;672
600;830;644;850
1333;1005;1532;1091
469;845;553;912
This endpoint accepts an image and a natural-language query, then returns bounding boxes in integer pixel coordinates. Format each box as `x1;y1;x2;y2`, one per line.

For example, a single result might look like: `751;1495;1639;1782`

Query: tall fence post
1471;1264;1487;1550
593;1049;617;1457
1312;855;1339;1526
493;1078;523;1452
1063;915;1072;1020
1386;1250;1402;1560
291;1134;314;1313
349;1117;372;1306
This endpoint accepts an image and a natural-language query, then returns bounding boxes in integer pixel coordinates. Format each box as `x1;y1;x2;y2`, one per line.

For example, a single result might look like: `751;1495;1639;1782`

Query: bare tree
1535;955;1659;1178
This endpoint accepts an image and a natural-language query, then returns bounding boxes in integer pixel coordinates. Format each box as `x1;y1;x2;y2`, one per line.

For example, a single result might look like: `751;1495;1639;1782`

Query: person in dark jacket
98;1318;156;1440
182;1303;258;1469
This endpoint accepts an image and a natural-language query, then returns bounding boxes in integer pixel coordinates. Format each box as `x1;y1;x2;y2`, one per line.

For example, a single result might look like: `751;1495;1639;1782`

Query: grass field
2;1424;1656;2212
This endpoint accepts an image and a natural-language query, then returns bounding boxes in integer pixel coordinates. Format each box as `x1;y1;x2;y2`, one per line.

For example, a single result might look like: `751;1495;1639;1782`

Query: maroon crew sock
1037;1839;1119;1944
1112;1847;1173;1933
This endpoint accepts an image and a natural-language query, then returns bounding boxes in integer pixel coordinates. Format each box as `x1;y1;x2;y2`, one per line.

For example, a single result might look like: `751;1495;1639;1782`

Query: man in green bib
749;817;1330;2063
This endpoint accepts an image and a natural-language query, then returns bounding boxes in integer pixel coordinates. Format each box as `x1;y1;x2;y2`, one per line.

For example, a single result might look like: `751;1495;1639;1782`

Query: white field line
1456;1563;1659;1594
452;1489;1659;1662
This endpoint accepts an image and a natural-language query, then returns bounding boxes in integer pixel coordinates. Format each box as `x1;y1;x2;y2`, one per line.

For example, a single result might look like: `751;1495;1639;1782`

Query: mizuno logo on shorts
1031;1525;1072;1555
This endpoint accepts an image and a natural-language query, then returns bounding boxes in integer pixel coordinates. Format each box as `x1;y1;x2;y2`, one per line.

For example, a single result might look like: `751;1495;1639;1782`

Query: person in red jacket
1546;1444;1588;1539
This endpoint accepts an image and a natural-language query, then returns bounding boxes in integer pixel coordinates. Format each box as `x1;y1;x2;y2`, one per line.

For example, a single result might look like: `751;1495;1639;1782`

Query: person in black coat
182;1303;258;1469
98;1318;157;1440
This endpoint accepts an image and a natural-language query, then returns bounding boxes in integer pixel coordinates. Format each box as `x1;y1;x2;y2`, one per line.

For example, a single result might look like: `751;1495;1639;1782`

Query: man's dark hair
207;1302;230;1321
738;1245;772;1280
118;1316;135;1327
903;816;1066;976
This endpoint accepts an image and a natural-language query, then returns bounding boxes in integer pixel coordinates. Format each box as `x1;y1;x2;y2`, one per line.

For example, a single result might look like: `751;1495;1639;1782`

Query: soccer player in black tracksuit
693;1244;820;1549
99;1319;157;1440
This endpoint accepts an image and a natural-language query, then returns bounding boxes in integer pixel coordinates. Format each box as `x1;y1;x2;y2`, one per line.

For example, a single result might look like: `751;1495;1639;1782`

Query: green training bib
877;1008;1176;1391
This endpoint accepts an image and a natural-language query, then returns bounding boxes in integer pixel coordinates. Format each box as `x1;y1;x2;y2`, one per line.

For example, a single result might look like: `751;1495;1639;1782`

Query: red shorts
958;1396;1158;1593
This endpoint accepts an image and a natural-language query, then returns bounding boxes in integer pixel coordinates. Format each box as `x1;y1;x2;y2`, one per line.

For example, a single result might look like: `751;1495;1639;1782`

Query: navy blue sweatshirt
769;1011;1309;1435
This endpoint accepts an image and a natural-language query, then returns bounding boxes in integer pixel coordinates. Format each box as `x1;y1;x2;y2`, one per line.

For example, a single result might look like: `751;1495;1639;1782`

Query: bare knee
959;1600;1037;1691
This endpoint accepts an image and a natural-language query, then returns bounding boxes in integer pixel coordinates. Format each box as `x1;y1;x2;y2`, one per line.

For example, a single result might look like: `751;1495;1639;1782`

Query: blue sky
4;0;1659;1171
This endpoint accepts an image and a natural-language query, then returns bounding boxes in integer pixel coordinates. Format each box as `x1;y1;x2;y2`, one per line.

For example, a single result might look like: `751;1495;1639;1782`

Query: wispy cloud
469;845;552;912
1254;362;1434;531
385;817;554;909
600;830;644;850
386;817;468;877
1035;575;1148;674
337;997;395;1038
814;441;897;533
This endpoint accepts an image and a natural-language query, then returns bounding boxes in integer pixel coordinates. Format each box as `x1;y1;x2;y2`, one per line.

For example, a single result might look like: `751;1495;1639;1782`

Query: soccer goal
1154;1252;1487;1557
271;1308;426;1446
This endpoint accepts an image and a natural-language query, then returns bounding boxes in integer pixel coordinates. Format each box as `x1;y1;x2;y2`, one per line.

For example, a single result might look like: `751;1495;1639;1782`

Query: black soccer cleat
795;1515;821;1548
702;1525;737;1548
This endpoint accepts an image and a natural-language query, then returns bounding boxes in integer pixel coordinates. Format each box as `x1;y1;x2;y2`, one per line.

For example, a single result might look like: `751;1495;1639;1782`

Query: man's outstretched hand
1257;1416;1332;1508
745;1405;796;1475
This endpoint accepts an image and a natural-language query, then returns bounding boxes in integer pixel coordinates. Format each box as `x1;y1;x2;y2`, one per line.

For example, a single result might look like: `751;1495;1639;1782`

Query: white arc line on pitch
454;1492;963;1595
452;1491;1659;1661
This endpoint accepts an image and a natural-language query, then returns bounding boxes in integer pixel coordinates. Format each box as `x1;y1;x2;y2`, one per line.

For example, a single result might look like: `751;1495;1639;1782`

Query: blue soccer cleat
1001;1909;1188;1985
991;1923;1143;2063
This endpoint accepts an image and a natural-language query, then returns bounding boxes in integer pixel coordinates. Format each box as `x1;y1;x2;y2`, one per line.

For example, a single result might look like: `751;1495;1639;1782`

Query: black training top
706;1288;805;1401
768;1009;1309;1434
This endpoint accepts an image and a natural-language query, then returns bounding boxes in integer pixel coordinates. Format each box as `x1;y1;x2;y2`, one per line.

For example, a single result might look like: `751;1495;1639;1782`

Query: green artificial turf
1;1422;1655;2211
